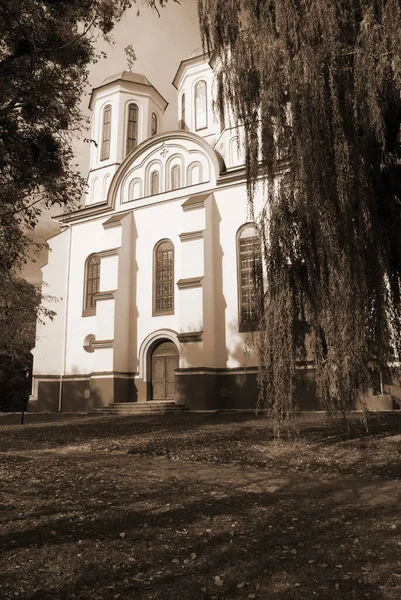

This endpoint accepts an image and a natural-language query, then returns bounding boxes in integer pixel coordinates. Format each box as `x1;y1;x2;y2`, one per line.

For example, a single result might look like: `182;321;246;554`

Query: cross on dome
124;44;137;72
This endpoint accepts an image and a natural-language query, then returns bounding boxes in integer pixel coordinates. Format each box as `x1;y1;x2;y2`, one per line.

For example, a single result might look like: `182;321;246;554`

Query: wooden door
151;342;179;400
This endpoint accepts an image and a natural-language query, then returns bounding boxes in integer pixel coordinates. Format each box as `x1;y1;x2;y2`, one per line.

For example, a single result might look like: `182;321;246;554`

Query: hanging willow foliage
198;0;401;425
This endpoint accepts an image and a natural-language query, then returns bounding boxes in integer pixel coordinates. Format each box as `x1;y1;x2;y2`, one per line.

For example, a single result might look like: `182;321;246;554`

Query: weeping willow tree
198;0;401;424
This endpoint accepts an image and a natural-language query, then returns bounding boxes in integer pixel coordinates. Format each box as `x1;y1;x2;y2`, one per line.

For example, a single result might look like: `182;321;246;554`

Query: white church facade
33;51;389;413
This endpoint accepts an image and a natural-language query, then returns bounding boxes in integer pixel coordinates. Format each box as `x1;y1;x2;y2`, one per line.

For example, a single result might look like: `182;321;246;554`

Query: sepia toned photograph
1;1;401;598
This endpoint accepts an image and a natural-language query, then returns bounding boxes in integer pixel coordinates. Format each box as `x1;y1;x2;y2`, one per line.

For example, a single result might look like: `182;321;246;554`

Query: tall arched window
100;105;112;161
126;103;139;155
170;165;180;191
237;224;262;331
180;93;186;130
84;255;100;316
151;170;159;195
151;112;157;136
154;240;174;314
195;80;207;130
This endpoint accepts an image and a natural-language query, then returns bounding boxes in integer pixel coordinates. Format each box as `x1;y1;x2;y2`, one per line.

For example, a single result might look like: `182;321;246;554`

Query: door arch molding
137;329;179;382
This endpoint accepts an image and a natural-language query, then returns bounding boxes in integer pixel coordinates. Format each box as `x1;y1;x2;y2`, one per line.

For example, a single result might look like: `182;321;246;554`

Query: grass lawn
1;411;401;599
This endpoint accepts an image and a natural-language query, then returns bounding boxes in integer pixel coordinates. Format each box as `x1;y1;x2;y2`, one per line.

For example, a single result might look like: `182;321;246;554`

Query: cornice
176;276;203;290
177;331;203;343
94;290;116;302
91;339;113;349
179;230;204;242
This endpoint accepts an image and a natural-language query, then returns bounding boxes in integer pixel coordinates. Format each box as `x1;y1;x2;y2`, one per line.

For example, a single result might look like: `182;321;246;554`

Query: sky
25;0;202;283
75;0;202;175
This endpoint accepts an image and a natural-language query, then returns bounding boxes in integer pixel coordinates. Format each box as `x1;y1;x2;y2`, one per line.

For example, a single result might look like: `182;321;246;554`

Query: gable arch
107;130;225;210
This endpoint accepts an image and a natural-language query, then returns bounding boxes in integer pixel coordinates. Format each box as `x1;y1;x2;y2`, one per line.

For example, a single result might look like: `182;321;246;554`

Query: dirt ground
1;412;401;599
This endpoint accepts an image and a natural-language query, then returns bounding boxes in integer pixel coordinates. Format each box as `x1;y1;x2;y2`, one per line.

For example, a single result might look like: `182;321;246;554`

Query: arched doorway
151;341;179;400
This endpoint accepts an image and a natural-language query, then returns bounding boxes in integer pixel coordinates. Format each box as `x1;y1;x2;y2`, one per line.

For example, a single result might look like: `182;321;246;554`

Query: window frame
100;104;112;161
83;254;101;317
126;102;139;155
150;170;160;195
180;93;186;130
151;112;158;136
194;80;208;131
237;223;262;332
153;239;174;316
170;164;181;191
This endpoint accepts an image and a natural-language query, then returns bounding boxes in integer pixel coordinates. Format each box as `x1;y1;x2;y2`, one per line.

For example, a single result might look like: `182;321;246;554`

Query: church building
30;51;395;413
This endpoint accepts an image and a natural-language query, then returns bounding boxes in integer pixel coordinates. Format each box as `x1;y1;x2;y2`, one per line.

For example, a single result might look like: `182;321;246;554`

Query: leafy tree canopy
0;0;172;272
198;0;401;423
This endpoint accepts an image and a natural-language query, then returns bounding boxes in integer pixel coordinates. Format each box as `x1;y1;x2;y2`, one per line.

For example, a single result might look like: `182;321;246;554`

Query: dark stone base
30;375;136;412
175;368;319;411
30;367;401;413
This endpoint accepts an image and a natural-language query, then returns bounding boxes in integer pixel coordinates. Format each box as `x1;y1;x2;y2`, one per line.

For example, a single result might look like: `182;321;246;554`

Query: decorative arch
165;153;184;191
236;223;262;332
230;136;242;165
103;174;111;201
144;159;163;196
128;177;143;201
107;131;225;210
150;170;160;195
187;161;203;186
91;177;101;204
138;328;179;381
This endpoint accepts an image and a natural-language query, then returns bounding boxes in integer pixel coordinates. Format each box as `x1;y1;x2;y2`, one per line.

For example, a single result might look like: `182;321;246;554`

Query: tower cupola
86;70;168;206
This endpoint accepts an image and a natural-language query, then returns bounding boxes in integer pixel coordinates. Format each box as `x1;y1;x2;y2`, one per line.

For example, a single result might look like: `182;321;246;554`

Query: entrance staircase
88;401;188;415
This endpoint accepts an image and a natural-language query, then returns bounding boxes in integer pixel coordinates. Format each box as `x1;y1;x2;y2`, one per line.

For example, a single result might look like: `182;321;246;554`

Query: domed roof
188;46;204;59
101;71;152;87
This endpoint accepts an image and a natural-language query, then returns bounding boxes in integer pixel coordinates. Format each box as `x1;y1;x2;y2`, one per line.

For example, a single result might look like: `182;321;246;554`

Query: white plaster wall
100;255;119;291
62;218;119;375
180;238;203;279
113;215;134;373
183;205;206;231
213;182;265;368
93;348;114;373
32;229;69;376
179;287;203;334
96;300;115;341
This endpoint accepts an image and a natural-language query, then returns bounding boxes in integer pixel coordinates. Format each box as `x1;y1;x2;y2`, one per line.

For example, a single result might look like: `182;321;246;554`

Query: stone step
88;402;188;415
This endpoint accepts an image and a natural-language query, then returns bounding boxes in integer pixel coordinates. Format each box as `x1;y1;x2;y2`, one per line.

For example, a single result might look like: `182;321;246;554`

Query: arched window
195;80;207;130
126;103;139;155
154;240;174;314
170;165;180;191
187;161;203;186
237;224;262;331
100;105;112;161
180;93;186;130
151;112;157;136
128;178;142;201
151;170;159;195
84;255;100;316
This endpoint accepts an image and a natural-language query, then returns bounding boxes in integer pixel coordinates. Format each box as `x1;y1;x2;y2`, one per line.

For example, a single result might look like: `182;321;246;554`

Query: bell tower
86;63;168;206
